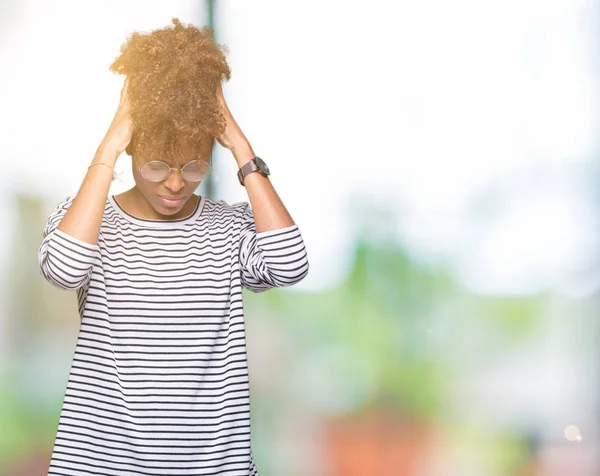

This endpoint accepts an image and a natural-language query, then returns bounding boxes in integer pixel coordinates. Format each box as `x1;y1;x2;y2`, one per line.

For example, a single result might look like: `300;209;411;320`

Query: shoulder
45;195;75;218
202;197;251;222
56;195;75;207
42;196;75;236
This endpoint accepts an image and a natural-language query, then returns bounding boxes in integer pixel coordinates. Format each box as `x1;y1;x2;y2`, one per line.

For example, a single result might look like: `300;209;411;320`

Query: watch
237;156;270;186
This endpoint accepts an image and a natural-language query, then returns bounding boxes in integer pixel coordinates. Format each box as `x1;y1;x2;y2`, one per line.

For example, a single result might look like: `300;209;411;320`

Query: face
131;137;214;219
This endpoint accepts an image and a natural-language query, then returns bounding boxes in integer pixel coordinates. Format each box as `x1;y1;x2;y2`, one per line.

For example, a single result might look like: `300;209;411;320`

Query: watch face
255;157;270;175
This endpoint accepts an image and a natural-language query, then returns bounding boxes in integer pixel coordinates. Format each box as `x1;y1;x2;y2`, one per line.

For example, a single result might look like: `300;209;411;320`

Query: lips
159;195;186;201
158;195;186;208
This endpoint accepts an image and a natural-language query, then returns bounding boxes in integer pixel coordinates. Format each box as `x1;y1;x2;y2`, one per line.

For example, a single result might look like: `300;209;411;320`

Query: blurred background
1;0;599;474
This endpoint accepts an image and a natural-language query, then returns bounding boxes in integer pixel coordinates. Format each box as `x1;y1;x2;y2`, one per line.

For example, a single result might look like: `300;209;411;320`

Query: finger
119;78;131;106
216;83;225;102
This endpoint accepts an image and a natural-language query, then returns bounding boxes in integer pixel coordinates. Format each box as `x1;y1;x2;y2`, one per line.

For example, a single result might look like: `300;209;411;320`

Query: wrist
231;140;256;168
94;142;121;166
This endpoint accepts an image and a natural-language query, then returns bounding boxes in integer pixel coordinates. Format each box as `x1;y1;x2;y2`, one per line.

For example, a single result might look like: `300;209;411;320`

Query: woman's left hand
215;84;251;153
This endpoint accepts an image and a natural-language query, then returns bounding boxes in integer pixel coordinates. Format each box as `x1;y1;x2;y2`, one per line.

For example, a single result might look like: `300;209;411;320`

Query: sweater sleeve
238;202;309;293
38;196;101;291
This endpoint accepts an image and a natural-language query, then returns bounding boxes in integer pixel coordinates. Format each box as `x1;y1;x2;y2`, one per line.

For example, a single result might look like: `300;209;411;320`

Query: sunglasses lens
141;161;170;181
182;160;210;182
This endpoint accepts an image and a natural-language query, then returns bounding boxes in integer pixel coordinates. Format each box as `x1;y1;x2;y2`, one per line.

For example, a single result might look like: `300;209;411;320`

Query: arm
57;78;133;245
39;79;133;290
38;197;101;290
216;86;309;292
215;85;295;233
238;203;309;292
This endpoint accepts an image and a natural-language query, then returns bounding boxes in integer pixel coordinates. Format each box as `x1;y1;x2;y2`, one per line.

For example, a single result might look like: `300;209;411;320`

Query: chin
155;203;185;215
156;206;181;216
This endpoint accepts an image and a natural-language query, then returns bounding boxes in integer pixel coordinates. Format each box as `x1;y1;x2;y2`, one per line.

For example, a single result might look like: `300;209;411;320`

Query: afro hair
109;17;231;164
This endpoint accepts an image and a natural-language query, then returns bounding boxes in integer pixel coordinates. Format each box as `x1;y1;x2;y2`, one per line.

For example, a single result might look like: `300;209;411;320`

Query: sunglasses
139;159;211;182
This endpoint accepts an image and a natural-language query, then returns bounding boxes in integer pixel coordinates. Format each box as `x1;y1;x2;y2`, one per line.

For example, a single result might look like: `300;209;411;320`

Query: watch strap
237;157;268;186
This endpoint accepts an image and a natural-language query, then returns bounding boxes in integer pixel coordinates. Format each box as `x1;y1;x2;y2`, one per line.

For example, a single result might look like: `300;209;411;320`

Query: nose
163;169;185;193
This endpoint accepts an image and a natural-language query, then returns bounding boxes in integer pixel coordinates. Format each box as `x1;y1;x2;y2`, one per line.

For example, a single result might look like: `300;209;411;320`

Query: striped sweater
38;194;309;476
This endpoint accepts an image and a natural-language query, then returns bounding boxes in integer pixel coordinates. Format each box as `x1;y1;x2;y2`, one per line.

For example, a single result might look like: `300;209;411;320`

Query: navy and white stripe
38;194;309;476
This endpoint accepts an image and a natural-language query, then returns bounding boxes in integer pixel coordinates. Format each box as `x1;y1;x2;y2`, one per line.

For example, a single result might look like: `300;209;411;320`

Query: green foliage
246;230;542;423
476;296;543;341
246;235;456;420
0;371;59;470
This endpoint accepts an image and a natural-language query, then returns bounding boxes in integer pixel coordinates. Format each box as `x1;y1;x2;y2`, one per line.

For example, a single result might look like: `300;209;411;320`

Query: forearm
232;141;295;233
57;143;119;245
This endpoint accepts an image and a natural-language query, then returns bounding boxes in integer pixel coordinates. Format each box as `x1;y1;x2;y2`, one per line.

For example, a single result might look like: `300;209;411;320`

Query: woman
38;18;309;476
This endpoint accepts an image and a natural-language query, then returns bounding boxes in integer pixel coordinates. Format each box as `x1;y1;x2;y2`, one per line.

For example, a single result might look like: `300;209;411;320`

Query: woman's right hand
101;77;134;155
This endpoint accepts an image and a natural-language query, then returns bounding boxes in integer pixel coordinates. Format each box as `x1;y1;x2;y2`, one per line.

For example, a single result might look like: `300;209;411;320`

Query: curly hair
109;18;231;164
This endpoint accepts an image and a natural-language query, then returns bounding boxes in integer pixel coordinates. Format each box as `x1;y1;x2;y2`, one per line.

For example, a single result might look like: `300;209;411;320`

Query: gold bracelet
88;162;116;181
